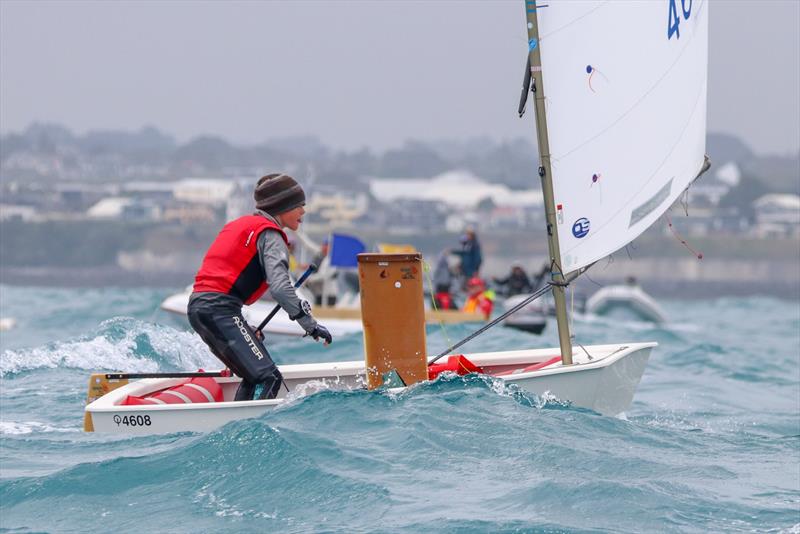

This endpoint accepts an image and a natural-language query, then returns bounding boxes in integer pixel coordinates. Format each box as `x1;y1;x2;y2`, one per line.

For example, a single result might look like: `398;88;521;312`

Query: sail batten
534;0;709;272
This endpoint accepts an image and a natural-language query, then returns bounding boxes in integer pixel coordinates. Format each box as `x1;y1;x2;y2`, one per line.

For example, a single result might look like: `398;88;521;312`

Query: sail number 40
667;0;692;40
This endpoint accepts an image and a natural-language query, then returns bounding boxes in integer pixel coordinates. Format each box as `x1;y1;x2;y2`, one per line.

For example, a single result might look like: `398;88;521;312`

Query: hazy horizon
2;0;799;157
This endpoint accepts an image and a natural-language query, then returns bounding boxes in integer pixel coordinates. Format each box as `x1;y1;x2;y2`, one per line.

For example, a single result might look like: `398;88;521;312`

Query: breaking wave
0;317;217;377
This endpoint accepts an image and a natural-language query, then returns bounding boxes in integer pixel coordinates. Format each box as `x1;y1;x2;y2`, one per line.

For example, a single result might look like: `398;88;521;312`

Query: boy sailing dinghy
85;0;709;434
84;343;654;434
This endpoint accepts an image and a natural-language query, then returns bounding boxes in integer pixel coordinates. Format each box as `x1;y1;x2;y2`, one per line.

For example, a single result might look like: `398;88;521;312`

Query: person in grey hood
188;173;332;401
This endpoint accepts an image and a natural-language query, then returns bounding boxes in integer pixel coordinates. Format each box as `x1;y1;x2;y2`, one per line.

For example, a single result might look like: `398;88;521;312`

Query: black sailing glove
308;324;332;345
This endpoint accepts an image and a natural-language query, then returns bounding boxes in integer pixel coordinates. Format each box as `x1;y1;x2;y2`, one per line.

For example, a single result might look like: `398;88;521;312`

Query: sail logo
572;218;590;238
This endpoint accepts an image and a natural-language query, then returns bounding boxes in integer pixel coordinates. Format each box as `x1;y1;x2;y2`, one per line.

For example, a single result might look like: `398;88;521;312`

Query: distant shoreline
3;227;798;299
2;266;797;300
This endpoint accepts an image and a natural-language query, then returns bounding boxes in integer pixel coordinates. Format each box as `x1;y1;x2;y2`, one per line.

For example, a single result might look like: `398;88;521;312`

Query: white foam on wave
194;483;278;520
282;376;364;405
0;420;79;435
0;317;218;376
461;372;553;408
396;371;563;410
637;409;754;435
1;333;153;377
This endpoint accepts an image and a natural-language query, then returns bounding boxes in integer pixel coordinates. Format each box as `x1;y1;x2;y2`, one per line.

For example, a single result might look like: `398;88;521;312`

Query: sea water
0;284;798;533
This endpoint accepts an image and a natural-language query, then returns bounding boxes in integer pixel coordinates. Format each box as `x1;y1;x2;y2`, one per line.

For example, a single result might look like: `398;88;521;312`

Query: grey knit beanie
254;173;306;215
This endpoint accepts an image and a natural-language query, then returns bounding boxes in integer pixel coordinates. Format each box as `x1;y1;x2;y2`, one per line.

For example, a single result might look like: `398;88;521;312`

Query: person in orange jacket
462;276;495;320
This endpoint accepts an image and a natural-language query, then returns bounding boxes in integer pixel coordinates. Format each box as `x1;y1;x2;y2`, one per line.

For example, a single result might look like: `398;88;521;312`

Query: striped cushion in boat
121;377;223;406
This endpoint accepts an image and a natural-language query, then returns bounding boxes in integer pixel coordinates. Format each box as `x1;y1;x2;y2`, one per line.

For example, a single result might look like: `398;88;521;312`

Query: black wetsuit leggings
187;293;283;401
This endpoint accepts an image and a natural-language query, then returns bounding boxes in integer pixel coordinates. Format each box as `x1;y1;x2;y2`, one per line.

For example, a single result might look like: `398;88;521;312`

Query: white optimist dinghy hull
85;342;653;435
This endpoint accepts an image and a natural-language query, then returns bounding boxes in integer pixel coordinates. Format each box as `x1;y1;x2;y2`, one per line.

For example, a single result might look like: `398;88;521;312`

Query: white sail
535;0;709;273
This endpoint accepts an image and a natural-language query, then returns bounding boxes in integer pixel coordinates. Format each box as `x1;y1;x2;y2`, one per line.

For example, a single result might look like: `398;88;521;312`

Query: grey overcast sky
1;0;798;156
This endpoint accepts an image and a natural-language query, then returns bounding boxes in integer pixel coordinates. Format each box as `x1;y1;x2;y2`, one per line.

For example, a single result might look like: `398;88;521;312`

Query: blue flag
328;233;366;268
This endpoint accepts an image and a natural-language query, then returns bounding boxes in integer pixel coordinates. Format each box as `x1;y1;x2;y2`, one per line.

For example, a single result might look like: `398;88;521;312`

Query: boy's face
278;205;305;231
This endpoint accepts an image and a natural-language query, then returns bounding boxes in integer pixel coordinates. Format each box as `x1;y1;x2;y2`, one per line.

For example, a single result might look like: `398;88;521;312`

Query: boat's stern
84;361;368;435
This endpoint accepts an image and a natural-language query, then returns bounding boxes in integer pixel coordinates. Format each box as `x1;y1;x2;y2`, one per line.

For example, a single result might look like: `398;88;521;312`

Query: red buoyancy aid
427;355;483;381
193;215;288;305
434;291;455;310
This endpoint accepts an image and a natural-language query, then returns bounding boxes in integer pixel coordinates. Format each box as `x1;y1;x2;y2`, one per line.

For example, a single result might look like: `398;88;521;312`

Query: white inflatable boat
585;284;668;324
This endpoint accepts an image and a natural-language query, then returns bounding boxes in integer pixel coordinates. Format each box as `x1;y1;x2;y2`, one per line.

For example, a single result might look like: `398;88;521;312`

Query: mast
524;1;573;365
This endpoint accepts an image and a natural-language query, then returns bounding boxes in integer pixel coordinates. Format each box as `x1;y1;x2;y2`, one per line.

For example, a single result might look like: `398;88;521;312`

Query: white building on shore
173;178;237;205
369;170;543;210
753;194;800;237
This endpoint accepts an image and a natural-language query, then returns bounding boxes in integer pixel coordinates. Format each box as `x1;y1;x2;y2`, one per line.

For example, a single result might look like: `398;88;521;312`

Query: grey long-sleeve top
255;210;318;333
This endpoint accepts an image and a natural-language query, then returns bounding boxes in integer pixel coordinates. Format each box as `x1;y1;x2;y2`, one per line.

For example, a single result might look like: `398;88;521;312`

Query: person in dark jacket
493;264;533;297
188;173;332;401
451;227;483;282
